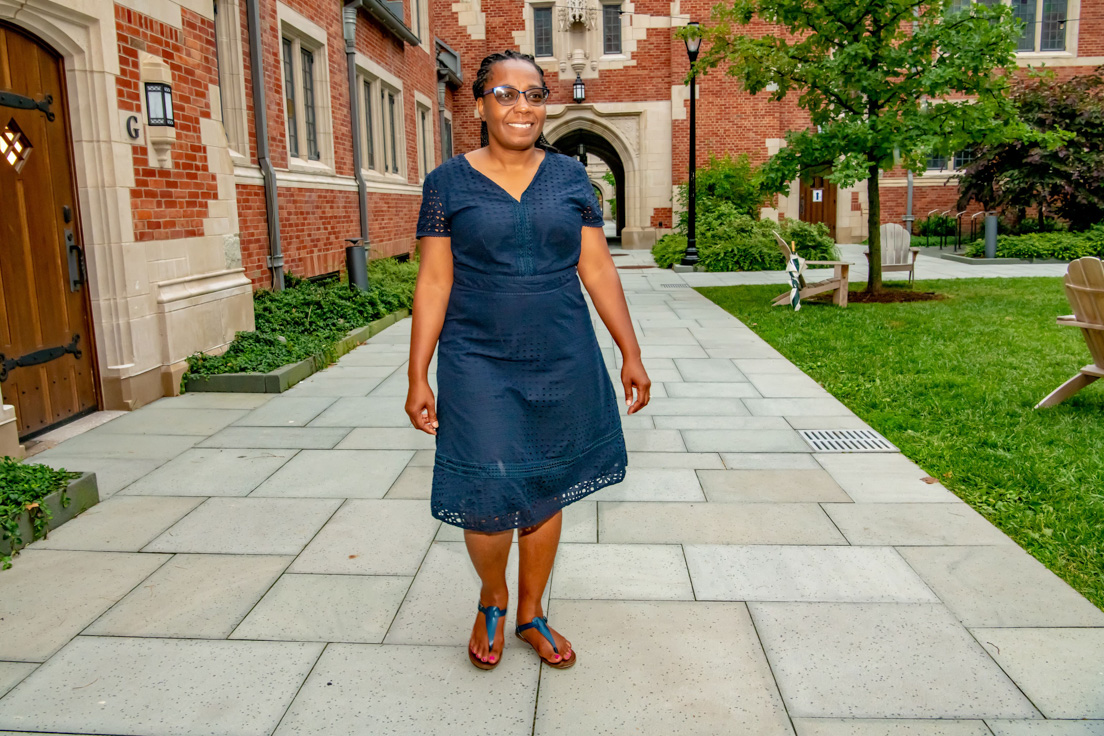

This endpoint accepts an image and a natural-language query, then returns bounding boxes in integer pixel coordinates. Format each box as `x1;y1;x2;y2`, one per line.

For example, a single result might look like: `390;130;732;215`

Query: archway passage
551;129;625;237
0;22;99;438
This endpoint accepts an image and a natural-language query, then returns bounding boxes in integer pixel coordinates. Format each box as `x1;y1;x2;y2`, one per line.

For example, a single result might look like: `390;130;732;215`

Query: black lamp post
573;73;586;103
681;22;701;268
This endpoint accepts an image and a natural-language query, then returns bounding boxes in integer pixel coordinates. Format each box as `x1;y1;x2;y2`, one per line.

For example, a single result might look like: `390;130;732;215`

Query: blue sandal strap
516;615;559;654
478;603;506;648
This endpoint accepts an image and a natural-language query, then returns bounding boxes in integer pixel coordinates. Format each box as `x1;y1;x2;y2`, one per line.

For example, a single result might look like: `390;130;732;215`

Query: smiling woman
404;49;650;675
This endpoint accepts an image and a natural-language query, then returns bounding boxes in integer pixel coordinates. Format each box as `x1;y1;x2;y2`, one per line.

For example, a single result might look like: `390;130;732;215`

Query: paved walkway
1;251;1101;736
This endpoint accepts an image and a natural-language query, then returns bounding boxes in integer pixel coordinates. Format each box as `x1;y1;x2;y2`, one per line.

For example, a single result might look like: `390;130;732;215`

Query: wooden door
799;175;837;240
0;23;99;439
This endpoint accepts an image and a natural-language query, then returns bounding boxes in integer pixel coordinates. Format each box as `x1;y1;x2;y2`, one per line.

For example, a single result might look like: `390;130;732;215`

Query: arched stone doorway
551;128;625;237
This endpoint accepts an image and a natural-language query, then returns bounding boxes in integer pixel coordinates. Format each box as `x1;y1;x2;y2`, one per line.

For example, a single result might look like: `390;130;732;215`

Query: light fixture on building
573;73;586;103
144;82;175;127
577;143;588;167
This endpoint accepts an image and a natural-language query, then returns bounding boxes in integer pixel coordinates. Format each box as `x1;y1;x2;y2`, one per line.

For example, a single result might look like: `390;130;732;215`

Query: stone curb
182;308;410;395
1;471;100;556
940;253;1069;265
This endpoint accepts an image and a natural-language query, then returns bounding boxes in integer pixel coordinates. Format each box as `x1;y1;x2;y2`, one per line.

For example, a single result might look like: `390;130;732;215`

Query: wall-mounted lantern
144;83;174;127
576;143;588;167
573;73;586;103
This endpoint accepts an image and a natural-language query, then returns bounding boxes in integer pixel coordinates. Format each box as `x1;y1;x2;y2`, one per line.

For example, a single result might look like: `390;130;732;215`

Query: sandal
515;615;576;669
468;602;506;671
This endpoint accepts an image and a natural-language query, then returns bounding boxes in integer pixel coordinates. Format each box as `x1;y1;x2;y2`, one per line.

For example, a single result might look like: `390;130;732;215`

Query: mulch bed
808;288;946;304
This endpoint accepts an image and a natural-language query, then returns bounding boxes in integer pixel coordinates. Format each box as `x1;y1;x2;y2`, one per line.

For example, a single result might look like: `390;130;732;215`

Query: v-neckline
461;150;549;204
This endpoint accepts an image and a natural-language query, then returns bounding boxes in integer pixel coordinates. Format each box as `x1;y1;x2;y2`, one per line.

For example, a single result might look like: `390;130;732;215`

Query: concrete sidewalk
1;253;1101;736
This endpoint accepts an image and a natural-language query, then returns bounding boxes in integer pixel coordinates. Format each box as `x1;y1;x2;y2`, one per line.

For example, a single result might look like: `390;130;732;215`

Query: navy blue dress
415;150;628;532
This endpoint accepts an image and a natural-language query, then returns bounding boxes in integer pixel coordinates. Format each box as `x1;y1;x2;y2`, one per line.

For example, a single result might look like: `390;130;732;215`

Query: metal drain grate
659;283;691;288
799;428;898;453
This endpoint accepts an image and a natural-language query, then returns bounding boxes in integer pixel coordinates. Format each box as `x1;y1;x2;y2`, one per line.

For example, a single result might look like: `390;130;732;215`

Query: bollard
984;214;998;260
345;241;369;291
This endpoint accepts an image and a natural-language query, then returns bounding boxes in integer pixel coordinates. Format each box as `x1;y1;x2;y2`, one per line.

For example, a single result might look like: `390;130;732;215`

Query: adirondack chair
865;223;920;284
1036;256;1104;408
771;232;850;308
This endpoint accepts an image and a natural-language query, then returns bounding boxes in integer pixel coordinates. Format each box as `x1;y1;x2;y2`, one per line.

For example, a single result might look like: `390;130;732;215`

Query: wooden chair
865;223;920;284
1036;257;1104;408
771;232;850;308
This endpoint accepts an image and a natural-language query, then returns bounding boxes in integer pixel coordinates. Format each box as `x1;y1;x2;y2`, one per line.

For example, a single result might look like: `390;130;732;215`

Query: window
386;89;398;174
277;4;333;170
412;0;422;38
926;149;974;171
416;102;432;180
442;114;453;161
363;79;375;171
282;37;298;158
357;58;405;179
953;149;975;169
533;6;554;57
926;153;948;171
1013;0;1068;52
603;5;622;54
300;47;319;160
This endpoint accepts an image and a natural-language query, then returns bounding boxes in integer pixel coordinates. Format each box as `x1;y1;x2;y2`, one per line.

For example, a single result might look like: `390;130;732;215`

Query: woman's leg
464;528;512;664
516;510;573;663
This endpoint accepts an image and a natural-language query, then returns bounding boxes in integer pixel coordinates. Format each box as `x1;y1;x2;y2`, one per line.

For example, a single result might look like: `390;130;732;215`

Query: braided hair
472;50;558;152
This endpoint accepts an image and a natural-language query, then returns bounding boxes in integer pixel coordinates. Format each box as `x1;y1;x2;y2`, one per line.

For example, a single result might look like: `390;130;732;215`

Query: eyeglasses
482;85;551;106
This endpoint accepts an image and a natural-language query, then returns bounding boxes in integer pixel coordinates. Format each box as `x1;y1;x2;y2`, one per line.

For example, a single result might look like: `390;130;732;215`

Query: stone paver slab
749;601;1040;718
144;497;341;555
599;502;847;545
672;358;749;382
745;398;854;417
0;663;35;698
686;545;938;602
640;397;751;416
307;396;413;427
986;721;1104;735
150;393;272;410
335;427;436;450
699;469;851;503
626;451;724;469
285;376;385;397
25;455;163;499
250;449;413;499
719;453;823;470
746;373;827;398
27;496;203;551
85;554;292;638
621;428;686;452
663;382;761;398
385;542;548;645
33;432;198;461
549;543;694;600
231;573;410;643
0;637;323;736
682;428;811;453
652;416;790;430
273;643;538;736
383;465;432;499
232;397;337;427
99;408;246;436
118;448;297;497
534;600;792;736
899;546;1104;628
198;426;350;449
814;453;960;502
792;719;993;735
0;550;169;662
824;503;1016;546
588;468;704;502
288;500;438;576
973;628;1104;719
734;358;807;375
435;501;597;543
787;416;874;430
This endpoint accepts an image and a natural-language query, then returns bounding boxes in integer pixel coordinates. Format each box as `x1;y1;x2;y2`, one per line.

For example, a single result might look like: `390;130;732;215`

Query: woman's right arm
405;235;452;435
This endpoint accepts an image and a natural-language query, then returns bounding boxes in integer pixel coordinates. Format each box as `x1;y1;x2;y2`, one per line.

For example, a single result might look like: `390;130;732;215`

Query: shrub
185;257;418;377
2;458;81;569
675;154;767;232
653;215;838;272
965;227;1104;260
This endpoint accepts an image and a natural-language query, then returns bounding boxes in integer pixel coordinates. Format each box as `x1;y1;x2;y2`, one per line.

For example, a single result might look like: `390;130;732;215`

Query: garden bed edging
1;471;100;556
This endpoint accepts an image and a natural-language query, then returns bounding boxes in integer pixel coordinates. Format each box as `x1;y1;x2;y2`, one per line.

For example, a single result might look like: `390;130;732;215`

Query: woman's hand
406;379;439;435
621;357;651;415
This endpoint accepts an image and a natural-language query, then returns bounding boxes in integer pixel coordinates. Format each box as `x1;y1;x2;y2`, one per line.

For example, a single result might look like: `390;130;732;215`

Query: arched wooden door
0;23;99;439
799;174;837;240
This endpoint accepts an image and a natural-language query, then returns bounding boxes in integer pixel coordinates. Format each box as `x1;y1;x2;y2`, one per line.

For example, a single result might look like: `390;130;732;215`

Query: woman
406;49;650;671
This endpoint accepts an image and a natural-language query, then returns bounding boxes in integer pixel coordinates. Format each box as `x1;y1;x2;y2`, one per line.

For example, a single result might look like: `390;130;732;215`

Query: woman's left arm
578;225;650;414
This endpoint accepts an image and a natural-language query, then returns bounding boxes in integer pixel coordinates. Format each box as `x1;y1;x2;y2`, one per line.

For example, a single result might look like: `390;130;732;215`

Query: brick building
0;0;1100;453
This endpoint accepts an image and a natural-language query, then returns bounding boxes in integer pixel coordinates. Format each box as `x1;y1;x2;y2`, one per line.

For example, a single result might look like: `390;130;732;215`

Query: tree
688;0;1047;292
957;68;1104;231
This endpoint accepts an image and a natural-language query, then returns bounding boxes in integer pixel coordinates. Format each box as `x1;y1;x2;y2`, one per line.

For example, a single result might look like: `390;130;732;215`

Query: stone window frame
276;2;335;175
355;53;408;184
600;2;625;58
532;3;556;58
517;0;642;76
956;0;1080;60
411;0;431;53
414;90;435;181
212;0;250;161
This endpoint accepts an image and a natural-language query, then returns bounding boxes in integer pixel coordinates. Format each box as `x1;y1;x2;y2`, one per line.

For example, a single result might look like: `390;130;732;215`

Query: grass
695;278;1104;611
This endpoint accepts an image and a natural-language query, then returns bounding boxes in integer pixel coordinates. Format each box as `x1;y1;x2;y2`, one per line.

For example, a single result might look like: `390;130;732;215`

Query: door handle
65;228;85;292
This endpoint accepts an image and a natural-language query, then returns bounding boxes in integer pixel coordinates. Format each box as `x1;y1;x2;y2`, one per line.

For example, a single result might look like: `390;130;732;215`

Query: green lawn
695;277;1104;611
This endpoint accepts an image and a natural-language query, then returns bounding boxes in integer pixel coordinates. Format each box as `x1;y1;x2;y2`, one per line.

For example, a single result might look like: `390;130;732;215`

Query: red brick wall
116;6;221;243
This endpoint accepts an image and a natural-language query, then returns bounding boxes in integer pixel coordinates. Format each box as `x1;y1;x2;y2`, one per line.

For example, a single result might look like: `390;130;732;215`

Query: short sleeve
416;168;450;238
576;161;605;228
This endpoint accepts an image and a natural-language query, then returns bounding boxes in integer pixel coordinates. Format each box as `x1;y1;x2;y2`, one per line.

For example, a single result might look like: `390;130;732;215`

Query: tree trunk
866;161;883;294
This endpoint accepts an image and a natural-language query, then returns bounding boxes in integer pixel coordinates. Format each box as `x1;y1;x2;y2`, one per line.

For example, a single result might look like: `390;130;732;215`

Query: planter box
1;471;100;556
183;308;409;394
940;253;1068;266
